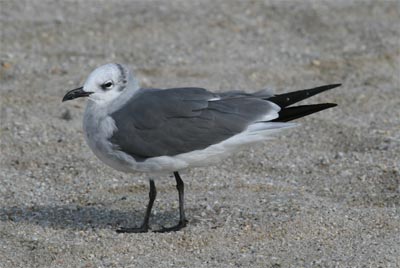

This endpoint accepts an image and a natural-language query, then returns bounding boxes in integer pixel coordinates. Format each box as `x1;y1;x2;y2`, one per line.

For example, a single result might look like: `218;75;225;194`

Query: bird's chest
82;104;141;173
82;108;129;169
83;112;114;156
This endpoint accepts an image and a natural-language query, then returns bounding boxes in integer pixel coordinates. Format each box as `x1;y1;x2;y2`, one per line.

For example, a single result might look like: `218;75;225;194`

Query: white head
62;63;139;105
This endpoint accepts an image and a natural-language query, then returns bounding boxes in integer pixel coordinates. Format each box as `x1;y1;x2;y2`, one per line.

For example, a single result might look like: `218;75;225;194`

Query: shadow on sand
0;205;181;231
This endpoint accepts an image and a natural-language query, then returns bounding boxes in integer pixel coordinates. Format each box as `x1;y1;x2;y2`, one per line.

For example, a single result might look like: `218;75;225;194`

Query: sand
1;0;399;267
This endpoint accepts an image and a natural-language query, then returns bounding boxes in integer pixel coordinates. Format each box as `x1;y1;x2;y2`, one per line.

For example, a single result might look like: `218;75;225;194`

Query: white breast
83;102;137;173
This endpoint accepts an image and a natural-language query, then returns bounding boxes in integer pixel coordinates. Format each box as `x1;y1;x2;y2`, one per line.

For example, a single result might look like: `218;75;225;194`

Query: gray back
110;87;275;160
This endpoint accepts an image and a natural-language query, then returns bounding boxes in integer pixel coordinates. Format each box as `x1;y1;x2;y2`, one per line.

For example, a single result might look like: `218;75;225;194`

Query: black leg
155;171;188;232
117;179;156;233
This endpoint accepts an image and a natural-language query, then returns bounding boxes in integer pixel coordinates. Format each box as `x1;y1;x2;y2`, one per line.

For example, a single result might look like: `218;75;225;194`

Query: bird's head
62;63;138;104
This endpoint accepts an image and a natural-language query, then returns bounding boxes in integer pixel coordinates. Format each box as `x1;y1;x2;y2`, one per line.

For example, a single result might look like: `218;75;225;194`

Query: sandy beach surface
1;1;399;267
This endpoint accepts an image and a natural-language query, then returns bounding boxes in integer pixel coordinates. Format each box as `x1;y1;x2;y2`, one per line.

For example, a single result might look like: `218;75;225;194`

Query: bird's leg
155;171;188;233
175;171;187;226
117;179;156;233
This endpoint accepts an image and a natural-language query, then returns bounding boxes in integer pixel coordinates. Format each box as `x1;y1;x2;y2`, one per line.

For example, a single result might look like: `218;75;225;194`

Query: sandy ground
1;0;399;267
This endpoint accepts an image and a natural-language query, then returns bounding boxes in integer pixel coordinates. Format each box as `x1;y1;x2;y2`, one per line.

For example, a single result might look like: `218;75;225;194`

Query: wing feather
110;88;278;159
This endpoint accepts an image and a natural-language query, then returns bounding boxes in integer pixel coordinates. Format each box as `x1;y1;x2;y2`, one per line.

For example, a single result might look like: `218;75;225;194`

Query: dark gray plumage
110;87;276;159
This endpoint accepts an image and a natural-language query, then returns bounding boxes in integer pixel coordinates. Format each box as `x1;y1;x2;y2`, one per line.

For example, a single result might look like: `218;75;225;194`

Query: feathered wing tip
271;103;337;122
267;84;341;108
264;84;340;122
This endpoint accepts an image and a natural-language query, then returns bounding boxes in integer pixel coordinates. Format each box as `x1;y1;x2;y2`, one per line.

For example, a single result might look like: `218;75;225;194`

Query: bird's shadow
0;205;183;231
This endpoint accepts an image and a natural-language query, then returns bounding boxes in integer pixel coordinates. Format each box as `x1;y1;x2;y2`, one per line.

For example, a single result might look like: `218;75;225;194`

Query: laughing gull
62;63;339;233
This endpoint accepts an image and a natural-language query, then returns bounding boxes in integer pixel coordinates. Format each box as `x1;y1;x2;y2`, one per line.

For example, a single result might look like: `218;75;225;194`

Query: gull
62;63;339;233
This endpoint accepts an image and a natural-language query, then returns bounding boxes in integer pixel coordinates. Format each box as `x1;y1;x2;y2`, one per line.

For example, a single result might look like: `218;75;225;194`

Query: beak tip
62;86;87;102
62;95;71;102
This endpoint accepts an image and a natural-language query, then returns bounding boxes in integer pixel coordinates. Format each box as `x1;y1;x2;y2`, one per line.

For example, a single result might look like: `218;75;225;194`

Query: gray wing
109;87;277;159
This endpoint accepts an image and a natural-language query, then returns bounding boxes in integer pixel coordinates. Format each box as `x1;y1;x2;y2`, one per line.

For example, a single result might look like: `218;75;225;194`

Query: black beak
62;87;92;102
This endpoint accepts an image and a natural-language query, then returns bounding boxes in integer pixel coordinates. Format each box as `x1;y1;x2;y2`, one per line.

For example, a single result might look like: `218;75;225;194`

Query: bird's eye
101;81;113;90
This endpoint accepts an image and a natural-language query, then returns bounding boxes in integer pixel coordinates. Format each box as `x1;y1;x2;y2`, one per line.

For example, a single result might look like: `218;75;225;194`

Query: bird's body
63;63;339;233
83;86;295;174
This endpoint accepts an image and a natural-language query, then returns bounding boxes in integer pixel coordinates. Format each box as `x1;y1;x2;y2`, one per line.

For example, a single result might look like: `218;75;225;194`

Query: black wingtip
267;83;341;108
316;83;341;90
271;103;337;122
